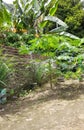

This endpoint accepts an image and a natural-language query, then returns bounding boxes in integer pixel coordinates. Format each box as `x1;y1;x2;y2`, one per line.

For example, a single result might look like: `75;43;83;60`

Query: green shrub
22;34;35;45
21;60;49;91
0;31;35;48
0;50;13;89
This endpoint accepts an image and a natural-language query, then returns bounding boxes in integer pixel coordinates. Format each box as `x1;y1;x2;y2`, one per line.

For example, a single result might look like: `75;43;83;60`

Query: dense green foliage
0;0;11;27
0;0;67;34
0;51;13;89
12;0;59;34
0;31;35;48
56;0;84;37
19;35;84;82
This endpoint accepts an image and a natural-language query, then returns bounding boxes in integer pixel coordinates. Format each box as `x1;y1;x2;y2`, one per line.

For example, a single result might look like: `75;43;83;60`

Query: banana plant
12;0;68;34
0;0;11;27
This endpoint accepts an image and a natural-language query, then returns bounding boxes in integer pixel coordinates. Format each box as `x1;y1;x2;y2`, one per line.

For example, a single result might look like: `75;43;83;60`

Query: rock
0;108;5;112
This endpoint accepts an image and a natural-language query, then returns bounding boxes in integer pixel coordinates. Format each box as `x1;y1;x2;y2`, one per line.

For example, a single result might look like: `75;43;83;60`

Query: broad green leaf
39;21;48;28
50;26;66;33
24;3;32;13
44;16;68;28
49;1;59;16
44;0;52;7
60;31;80;39
33;0;40;13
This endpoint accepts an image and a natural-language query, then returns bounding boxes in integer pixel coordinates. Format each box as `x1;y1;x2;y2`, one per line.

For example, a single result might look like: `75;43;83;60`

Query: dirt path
0;83;84;130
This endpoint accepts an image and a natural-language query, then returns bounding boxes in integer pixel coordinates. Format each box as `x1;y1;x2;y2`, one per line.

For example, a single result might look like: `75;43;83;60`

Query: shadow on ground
0;82;84;116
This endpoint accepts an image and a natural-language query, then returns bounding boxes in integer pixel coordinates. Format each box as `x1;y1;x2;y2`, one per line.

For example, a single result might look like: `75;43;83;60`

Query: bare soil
0;80;84;130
